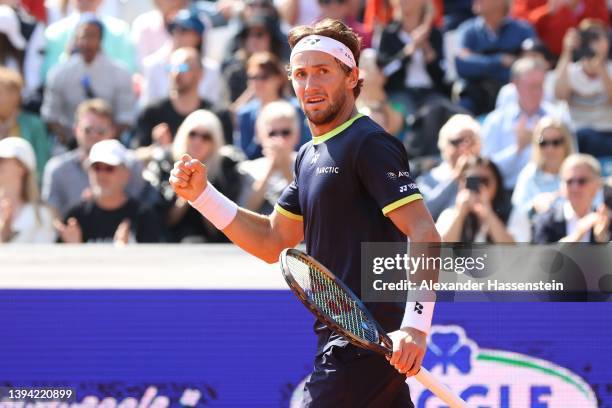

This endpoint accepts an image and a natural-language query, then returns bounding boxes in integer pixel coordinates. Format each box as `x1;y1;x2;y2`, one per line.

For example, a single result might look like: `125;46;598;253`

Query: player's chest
298;144;357;198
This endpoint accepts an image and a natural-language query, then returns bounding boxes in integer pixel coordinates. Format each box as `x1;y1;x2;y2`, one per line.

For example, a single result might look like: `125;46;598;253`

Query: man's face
171;26;201;49
561;164;600;210
75;112;115;153
290;51;354;126
473;0;505;16
168;51;202;94
318;0;349;21
515;69;545;114
0;83;20;119
443;129;480;166
75;23;102;63
88;162;129;199
73;0;102;13
259;116;299;152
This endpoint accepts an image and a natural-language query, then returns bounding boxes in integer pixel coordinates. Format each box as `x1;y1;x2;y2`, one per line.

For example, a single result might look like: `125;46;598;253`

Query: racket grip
414;367;469;408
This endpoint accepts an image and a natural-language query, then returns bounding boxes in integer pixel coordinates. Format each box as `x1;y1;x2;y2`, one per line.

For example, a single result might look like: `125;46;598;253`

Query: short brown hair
0;66;23;92
75;98;114;124
287;18;363;98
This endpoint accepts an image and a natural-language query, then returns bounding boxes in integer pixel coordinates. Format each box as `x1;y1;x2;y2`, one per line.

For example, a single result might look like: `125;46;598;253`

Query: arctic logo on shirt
316;166;340;175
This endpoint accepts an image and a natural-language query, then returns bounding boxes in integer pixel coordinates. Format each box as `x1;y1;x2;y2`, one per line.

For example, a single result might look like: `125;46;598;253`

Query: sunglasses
268;128;293;138
248;29;268;39
538;138;564;148
166;62;191;74
82;126;110;136
248;73;271;81
448;137;470;147
188;130;213;142
319;0;346;5
564;177;592;187
92;163;117;173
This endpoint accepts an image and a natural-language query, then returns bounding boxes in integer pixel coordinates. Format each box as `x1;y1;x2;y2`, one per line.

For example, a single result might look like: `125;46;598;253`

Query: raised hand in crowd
114;219;131;246
54;217;83;243
0;199;15;243
152;123;173;147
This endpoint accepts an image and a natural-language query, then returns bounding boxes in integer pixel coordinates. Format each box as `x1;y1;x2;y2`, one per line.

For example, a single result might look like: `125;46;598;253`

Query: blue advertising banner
0;290;611;407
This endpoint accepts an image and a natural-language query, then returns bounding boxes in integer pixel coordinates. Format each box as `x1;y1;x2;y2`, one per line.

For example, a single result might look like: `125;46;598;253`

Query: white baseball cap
0;137;36;172
0;6;26;50
88;139;128;166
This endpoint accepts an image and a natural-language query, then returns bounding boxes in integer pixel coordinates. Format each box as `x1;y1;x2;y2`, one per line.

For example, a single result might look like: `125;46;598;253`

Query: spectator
495;37;559;109
417;114;482;221
512;116;575;216
139;8;225;107
41;18;135;147
377;0;448;115
455;0;535;116
357;48;405;138
238;100;299;214
0;137;55;243
442;0;474;31
555;20;612;158
511;0;608;58
134;47;233;149
0;5;26;74
317;0;372;48
42;99;145;218
436;156;531;242
234;51;307;160
0;3;46;111
41;0;136;80
481;56;564;191
0;67;50;182
143;109;243;243
276;0;321;26
56;139;160;244
223;11;288;103
533;153;610;242
130;0;189;68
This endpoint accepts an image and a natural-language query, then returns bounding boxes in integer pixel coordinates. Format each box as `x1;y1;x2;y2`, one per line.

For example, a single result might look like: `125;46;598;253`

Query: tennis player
170;18;440;407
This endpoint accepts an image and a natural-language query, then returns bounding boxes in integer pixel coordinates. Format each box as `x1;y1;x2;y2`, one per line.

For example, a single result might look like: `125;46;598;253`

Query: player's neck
310;104;359;137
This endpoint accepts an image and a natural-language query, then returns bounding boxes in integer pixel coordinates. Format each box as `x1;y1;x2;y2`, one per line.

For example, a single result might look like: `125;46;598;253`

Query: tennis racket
279;248;469;408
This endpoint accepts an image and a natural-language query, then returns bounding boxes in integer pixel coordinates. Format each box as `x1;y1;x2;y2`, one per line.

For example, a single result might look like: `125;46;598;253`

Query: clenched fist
169;154;209;202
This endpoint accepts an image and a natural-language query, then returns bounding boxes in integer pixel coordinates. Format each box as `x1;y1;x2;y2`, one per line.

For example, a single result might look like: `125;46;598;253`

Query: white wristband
401;301;435;334
188;183;238;230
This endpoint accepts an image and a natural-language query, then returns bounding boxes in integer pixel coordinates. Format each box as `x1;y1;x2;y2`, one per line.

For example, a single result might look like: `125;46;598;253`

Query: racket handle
414;367;469;408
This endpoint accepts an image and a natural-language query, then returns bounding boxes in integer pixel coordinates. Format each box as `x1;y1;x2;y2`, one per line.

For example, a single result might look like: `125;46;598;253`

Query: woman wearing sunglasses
436;156;531;243
512;116;575;217
143;109;244;242
533;154;610;243
238;100;300;214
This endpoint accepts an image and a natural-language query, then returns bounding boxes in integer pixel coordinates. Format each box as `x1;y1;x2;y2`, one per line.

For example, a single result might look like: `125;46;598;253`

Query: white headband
290;35;356;69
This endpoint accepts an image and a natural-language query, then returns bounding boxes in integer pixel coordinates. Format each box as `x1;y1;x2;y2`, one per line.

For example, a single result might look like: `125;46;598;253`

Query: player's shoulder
352;115;404;150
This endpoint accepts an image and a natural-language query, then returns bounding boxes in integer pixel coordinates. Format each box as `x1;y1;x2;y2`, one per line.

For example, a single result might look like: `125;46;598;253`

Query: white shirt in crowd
8;204;56;243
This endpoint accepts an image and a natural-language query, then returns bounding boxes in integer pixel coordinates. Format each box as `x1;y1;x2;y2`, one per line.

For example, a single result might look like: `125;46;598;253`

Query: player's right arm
169;154;303;263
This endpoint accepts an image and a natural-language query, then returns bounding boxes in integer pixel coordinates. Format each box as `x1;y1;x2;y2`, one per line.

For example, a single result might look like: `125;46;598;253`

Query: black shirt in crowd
64;198;161;243
133;98;233;147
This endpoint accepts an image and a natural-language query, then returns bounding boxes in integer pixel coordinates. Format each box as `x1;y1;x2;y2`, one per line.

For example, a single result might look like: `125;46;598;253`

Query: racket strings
287;255;379;343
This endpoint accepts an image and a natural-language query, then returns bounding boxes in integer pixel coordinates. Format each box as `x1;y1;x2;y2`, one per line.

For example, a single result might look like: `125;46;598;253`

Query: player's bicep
387;199;440;242
270;209;304;249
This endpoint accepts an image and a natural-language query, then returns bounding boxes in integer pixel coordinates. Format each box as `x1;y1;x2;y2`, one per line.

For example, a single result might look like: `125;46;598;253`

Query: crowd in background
1;0;612;244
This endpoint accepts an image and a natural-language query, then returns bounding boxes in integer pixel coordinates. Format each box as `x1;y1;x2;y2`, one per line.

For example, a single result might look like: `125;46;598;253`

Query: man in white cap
170;18;440;405
56;139;160;244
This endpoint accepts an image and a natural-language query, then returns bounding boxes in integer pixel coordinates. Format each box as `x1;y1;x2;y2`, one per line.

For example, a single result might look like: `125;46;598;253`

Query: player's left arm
387;199;441;377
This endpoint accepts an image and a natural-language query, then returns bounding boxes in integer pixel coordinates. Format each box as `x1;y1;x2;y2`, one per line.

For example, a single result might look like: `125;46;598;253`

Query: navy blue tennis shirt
276;113;422;331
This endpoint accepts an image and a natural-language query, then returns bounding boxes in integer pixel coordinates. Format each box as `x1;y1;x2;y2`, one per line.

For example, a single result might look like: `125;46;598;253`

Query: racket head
280;248;392;356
